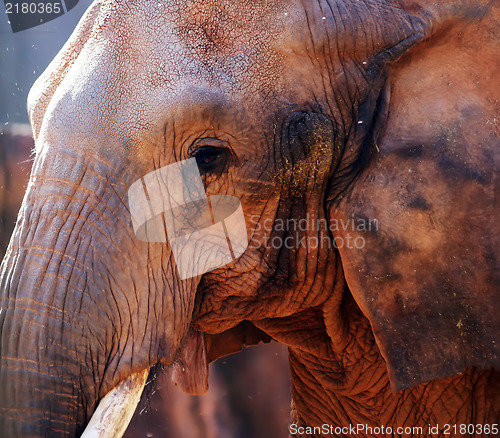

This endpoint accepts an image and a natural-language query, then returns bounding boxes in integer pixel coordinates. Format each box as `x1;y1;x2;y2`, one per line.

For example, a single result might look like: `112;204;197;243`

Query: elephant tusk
81;369;149;438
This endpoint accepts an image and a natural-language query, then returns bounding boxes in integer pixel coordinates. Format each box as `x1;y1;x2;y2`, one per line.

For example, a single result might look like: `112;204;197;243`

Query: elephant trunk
0;150;202;436
0;204;99;437
0;238;93;436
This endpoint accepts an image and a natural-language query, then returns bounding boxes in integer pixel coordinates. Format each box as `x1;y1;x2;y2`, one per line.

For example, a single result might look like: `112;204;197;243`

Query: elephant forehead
101;0;292;94
34;0;298;151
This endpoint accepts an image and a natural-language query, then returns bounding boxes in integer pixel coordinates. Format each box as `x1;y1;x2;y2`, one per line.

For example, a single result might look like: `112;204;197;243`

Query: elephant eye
192;145;229;175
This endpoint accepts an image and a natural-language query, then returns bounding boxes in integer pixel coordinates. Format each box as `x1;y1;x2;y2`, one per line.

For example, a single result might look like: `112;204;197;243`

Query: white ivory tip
81;369;149;438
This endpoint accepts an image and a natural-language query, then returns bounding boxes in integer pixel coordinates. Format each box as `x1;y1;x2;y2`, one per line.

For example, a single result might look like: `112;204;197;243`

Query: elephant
0;0;498;436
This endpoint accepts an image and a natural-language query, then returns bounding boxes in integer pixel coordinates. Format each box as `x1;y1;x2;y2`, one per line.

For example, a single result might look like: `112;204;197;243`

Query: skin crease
0;0;498;437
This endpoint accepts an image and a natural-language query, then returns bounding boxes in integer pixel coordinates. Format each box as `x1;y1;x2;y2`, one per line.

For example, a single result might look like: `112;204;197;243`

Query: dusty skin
0;0;499;437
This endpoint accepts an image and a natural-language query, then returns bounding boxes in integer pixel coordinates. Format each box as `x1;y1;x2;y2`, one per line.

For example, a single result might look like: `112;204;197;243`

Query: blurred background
0;2;291;436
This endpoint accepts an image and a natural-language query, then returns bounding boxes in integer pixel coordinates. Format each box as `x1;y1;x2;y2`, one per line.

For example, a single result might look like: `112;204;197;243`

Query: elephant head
1;0;498;436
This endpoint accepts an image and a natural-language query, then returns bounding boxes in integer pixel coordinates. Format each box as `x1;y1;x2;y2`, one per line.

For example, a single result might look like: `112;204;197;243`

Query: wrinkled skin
0;0;499;436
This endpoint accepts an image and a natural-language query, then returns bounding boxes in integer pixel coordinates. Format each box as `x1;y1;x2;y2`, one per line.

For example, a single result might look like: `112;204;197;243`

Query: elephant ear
329;3;499;390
